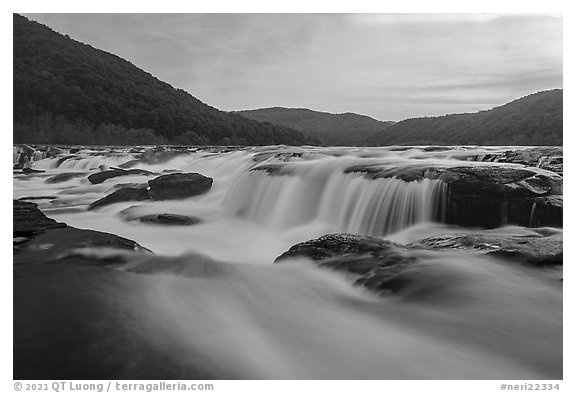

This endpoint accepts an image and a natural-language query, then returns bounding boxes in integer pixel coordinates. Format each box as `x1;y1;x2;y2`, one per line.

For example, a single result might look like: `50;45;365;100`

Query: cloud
24;13;562;121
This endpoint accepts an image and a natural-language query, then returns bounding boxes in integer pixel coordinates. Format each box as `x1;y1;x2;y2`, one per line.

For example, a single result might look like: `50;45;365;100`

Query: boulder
275;234;420;294
147;173;213;200
88;169;130;184
88;187;150;210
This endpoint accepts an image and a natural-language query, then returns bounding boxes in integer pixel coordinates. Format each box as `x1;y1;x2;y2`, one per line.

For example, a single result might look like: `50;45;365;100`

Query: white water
13;145;562;379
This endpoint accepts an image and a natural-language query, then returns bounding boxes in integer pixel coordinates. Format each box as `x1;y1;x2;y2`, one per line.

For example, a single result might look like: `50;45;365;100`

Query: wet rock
13;200;151;263
130;214;201;226
148;173;213;200
21;167;45;174
18;196;57;201
88;187;150;210
275;234;420;294
87;168;154;185
88;169;130;184
13;200;66;237
410;230;562;266
45;172;86;183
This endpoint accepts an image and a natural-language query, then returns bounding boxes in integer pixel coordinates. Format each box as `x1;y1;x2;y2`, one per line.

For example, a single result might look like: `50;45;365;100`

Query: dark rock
13;200;66;237
18;196;57;201
275;234;420;294
110;166;155;176
147;173;213;200
108;182;148;191
88;187;150;210
45;172;86;183
88;169;130;184
13;200;151;262
132;214;201;226
22;167;45;174
56;155;76;166
410;230;562;266
87;168;154;185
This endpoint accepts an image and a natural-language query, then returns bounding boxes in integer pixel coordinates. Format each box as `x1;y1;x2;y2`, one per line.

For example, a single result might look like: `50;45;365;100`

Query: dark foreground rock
13;201;215;379
275;234;420;294
14;199;150;261
14;200;66;237
148;173;213;200
88;187;151;210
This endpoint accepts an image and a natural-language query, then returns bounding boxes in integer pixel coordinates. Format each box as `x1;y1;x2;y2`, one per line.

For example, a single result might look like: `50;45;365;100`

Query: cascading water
224;162;447;236
13;144;563;379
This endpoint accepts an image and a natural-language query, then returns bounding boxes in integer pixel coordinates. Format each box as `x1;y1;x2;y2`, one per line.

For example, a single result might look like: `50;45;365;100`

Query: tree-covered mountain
363;90;563;146
13;14;317;146
235;107;394;146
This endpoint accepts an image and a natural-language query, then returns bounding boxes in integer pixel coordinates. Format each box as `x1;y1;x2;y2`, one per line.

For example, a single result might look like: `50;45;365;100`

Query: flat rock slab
410;231;563;266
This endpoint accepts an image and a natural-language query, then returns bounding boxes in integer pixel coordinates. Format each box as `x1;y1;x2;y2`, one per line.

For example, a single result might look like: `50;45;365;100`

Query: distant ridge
13;14;316;146
363;90;563;146
235;107;394;146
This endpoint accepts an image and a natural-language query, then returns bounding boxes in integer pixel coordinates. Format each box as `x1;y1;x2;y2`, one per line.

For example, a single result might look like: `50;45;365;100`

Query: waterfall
224;167;447;236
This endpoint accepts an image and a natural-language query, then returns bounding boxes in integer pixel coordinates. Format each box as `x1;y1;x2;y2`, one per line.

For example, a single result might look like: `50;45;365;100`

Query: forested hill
235;107;394;146
363;89;563;146
13;14;316;146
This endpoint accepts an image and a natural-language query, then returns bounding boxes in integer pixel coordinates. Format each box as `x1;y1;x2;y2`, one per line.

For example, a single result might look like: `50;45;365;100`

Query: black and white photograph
10;4;567;386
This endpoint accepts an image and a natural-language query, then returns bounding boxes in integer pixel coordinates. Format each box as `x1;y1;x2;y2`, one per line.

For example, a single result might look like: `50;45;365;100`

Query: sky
24;13;563;121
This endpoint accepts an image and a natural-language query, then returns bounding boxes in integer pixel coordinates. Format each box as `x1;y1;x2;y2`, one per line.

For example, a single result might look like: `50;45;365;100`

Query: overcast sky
24;13;562;121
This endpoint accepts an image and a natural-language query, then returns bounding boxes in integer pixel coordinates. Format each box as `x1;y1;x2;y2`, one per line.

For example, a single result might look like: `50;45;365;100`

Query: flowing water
13;145;562;379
